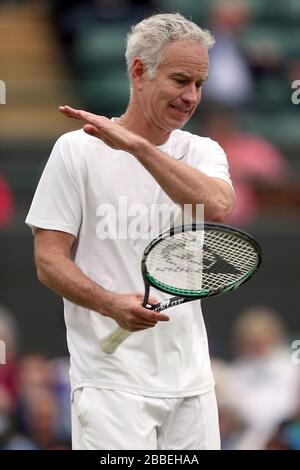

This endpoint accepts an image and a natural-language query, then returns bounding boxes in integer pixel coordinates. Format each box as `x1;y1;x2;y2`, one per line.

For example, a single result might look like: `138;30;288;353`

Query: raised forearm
57;106;234;221
134;140;234;222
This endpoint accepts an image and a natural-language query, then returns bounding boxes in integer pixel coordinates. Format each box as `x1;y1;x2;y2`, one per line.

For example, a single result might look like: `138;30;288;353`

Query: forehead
158;40;209;76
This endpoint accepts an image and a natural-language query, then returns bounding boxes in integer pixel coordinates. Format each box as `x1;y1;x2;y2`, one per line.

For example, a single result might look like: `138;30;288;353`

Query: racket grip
100;327;131;354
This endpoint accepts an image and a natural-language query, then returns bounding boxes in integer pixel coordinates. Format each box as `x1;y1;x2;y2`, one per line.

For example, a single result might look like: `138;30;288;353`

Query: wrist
132;137;152;161
94;288;118;318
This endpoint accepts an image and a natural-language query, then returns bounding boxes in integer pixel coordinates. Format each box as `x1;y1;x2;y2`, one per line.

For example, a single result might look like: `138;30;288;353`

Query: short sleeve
189;136;234;189
25;133;82;236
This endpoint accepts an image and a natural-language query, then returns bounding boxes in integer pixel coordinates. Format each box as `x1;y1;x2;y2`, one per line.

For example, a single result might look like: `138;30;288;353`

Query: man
26;13;234;450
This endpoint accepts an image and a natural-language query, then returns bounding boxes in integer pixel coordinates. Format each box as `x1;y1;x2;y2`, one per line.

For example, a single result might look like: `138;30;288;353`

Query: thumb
83;124;98;136
135;292;159;307
147;295;159;306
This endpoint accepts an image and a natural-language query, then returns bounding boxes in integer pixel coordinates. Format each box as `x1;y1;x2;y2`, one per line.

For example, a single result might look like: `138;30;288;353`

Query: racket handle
99;327;131;354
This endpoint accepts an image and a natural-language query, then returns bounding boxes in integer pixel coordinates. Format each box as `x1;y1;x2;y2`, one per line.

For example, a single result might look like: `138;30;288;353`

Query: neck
121;99;172;146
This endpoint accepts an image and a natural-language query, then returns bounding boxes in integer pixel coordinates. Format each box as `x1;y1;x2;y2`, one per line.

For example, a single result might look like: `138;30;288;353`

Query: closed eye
174;78;204;90
174;78;187;85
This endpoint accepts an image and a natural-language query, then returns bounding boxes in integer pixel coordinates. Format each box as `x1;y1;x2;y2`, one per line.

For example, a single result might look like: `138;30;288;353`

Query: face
134;40;209;132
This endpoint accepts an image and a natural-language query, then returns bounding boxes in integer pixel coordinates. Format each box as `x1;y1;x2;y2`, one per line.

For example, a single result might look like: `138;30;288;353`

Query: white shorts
71;387;220;450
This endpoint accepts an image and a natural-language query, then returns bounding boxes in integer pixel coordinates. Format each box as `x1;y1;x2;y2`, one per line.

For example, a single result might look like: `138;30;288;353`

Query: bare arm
134;141;235;222
59;106;234;222
34;229;169;331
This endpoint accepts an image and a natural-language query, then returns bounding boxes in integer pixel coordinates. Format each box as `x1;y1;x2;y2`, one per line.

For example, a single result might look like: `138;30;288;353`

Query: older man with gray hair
26;13;234;449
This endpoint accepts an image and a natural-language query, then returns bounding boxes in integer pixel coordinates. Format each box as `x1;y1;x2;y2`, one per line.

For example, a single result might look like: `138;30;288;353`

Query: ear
131;58;146;90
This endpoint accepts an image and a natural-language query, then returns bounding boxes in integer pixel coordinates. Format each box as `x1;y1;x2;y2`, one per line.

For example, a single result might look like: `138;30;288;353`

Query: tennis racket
100;222;262;354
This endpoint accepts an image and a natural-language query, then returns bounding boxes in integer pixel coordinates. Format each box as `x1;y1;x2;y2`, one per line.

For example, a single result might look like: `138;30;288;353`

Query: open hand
59;105;144;154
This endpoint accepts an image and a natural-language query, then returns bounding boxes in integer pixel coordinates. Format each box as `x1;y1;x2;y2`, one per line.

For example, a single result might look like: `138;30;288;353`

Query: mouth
170;104;191;115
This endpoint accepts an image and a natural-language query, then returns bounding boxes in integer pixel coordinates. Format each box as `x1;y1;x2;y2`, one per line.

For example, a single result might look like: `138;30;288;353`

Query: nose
181;84;200;106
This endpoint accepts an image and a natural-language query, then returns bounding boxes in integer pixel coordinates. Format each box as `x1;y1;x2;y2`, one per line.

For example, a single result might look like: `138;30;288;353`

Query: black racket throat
142;276;191;312
142;279;150;308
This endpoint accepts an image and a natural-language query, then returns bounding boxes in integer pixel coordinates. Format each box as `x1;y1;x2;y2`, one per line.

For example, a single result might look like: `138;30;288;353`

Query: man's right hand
34;229;169;333
103;292;170;332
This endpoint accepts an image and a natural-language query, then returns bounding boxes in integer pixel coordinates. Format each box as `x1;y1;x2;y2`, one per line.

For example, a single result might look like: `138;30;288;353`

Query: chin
168;113;191;128
171;118;188;129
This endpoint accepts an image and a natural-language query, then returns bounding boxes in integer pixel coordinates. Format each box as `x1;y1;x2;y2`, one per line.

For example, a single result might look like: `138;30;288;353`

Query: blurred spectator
247;38;284;84
0;384;14;449
1;354;72;450
204;0;254;106
0;306;19;448
0;306;19;401
218;404;246;449
17;387;67;450
287;59;300;85
212;359;247;449
0;172;14;229
50;357;72;442
265;402;300;450
200;105;289;225
221;306;300;449
0;337;72;450
17;354;52;394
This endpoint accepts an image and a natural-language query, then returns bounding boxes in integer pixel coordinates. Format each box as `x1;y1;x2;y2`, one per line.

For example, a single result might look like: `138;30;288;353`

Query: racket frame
142;222;262;304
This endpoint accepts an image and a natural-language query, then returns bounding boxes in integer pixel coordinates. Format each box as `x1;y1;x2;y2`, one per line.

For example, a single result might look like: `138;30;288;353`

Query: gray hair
125;13;215;81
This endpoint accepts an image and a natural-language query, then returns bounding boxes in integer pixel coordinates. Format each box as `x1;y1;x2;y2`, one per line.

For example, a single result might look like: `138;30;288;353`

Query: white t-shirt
26;128;233;397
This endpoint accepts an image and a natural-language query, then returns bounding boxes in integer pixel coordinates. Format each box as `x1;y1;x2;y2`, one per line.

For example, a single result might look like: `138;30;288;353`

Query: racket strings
146;232;204;291
202;231;258;290
145;229;259;294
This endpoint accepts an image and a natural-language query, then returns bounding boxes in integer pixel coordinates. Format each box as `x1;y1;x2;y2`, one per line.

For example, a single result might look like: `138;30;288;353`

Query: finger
135;292;147;301
134;321;157;328
135;306;169;323
147;294;159;305
83;125;118;148
59;105;83;115
131;306;157;322
78;110;100;125
76;110;110;128
143;307;170;322
59;105;81;118
59;106;85;122
129;324;156;332
83;124;98;136
140;319;158;327
151;312;170;322
59;106;102;127
146;302;171;321
136;293;159;308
